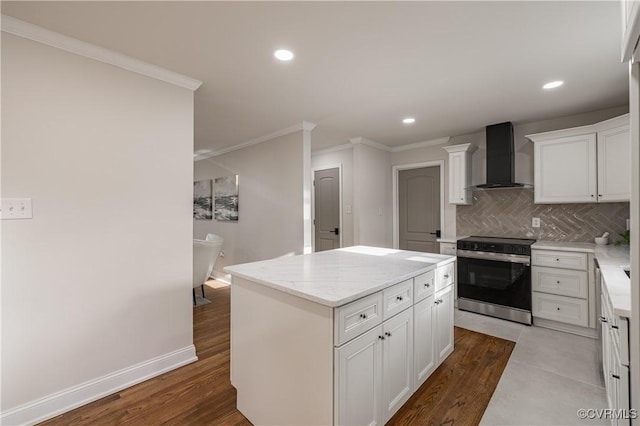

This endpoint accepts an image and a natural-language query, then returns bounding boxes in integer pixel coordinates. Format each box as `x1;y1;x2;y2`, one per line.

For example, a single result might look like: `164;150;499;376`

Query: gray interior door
314;167;340;252
398;167;440;253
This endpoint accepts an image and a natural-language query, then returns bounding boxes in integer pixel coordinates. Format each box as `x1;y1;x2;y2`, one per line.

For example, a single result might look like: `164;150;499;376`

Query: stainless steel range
456;236;536;325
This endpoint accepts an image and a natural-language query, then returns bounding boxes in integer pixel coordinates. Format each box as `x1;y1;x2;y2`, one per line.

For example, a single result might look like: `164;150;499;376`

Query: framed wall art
215;175;239;221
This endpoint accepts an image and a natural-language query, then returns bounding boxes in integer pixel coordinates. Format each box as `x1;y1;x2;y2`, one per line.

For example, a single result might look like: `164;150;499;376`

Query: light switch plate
532;217;540;228
1;198;33;219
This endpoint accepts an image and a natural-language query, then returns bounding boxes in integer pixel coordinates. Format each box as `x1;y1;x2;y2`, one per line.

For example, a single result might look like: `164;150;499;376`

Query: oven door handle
456;249;531;265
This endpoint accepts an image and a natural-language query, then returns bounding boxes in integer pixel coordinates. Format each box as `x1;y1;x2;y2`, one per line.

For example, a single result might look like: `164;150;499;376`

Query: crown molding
442;142;477;153
195;121;316;161
390;136;450;152
349;137;392;152
1;15;202;91
311;143;353;156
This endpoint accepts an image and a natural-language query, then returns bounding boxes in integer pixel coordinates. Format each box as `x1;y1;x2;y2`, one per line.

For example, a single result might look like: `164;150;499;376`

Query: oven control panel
457;240;532;256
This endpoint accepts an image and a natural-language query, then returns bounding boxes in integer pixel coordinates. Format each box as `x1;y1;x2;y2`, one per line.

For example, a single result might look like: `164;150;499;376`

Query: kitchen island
225;246;456;426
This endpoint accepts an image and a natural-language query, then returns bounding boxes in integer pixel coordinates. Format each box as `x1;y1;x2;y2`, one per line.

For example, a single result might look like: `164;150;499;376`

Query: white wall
352;143;392;247
311;147;354;248
193;131;305;273
1;34;196;421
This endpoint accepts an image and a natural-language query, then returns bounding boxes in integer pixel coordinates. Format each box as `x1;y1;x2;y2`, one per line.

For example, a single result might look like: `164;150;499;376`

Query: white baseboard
1;345;197;426
210;271;231;285
533;317;598;339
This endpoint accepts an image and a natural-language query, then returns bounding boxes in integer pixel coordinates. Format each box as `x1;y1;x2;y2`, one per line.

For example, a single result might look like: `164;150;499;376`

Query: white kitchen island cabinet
225;246;456;426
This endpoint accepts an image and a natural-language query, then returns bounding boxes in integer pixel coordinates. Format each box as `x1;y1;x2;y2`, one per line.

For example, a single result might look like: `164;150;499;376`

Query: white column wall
1;33;195;418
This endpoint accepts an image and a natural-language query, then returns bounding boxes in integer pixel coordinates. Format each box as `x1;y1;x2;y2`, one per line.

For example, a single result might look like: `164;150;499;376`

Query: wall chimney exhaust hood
476;121;526;189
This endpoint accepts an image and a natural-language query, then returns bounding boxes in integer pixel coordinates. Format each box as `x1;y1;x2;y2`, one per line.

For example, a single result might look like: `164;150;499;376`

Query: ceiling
2;1;629;154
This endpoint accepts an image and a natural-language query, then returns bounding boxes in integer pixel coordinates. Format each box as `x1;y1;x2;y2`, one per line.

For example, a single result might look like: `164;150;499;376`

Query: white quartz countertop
596;245;631;317
532;240;630;317
224;246;456;307
532;240;596;253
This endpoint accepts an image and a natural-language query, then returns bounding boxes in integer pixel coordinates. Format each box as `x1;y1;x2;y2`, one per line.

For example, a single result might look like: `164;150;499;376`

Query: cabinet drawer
383;279;413;321
532;292;589;327
335;292;383;346
532;266;588;299
435;262;454;291
531;250;587;270
414;270;435;303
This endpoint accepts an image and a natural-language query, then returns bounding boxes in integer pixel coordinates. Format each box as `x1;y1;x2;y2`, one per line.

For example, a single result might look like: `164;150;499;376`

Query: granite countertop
532;240;630;317
224;246;456;307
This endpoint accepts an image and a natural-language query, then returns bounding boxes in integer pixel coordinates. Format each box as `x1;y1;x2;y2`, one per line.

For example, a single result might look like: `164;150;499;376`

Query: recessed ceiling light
274;49;294;61
543;80;564;89
402;117;416;124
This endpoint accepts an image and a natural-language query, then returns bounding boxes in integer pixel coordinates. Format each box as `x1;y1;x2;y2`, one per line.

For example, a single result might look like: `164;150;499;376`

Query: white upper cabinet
597;120;631;202
527;114;630;204
443;143;476;205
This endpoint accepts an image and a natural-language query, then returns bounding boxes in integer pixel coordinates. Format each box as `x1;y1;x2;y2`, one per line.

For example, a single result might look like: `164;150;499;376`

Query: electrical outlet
532;217;540;228
1;198;33;220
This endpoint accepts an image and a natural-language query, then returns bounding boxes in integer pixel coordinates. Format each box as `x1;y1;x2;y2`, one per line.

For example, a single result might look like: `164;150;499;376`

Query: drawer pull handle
385;332;392;337
396;296;403;302
424;283;430;288
360;313;367;320
557;307;560;311
378;335;385;340
556;280;560;284
556;258;559;261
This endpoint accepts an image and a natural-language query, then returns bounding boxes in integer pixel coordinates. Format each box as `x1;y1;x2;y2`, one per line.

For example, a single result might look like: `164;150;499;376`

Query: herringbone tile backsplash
456;188;629;243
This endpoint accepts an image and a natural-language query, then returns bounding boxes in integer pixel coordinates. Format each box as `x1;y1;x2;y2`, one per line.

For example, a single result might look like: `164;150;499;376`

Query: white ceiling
2;1;629;153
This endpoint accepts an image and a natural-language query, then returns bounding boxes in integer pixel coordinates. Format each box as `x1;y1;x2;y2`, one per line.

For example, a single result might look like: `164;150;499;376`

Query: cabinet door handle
612;325;619;329
438;299;443;303
434;300;440;305
385;332;392;337
444;274;449;279
612;374;620;379
556;307;560;311
378;335;385;340
556;280;560;284
600;316;608;323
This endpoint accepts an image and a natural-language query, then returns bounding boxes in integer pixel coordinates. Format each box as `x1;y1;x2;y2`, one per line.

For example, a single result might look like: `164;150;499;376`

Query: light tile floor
454;308;609;425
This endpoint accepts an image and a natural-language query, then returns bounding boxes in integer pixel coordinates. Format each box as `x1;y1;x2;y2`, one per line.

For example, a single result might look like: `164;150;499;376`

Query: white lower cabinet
413;295;436;389
335;325;384;426
336;262;455;425
381;309;414;423
435;285;454;362
336;309;413;426
601;283;631;426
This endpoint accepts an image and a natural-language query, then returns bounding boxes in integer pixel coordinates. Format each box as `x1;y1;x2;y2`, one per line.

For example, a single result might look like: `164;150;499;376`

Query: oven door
457;250;531;311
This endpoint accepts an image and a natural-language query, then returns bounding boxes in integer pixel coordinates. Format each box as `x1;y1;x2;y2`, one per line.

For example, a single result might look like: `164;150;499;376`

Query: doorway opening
312;165;342;252
392;161;444;253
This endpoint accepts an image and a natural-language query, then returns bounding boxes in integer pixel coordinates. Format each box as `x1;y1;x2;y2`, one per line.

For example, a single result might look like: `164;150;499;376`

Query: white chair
193;233;224;305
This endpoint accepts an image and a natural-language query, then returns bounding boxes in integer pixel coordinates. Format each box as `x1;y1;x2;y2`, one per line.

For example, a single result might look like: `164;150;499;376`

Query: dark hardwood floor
40;285;514;426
